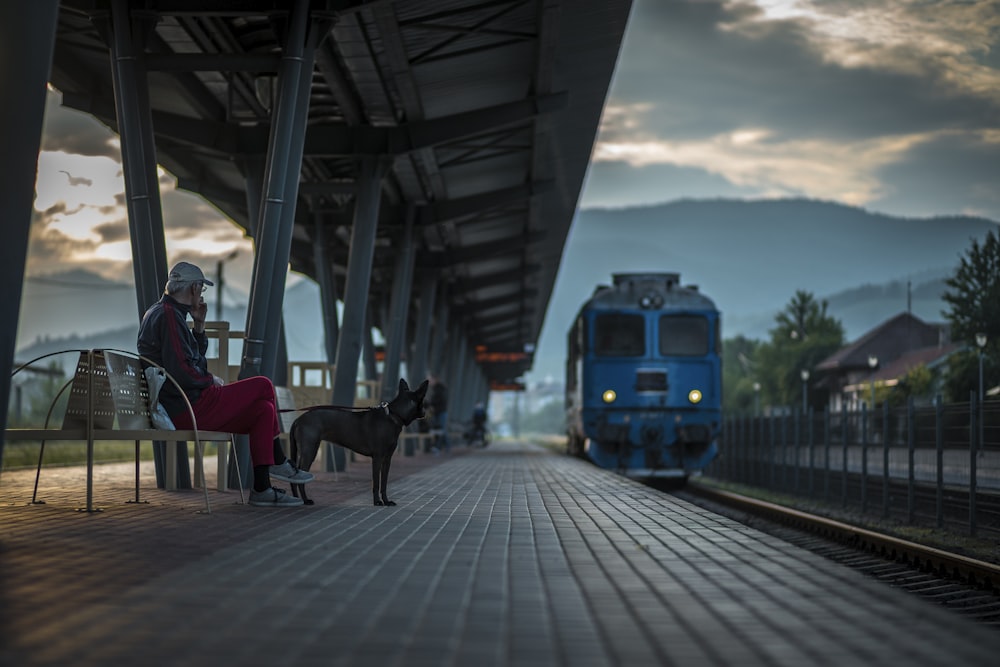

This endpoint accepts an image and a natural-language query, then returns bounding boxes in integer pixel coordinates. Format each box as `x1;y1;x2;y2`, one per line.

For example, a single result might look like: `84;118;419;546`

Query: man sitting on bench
137;261;313;507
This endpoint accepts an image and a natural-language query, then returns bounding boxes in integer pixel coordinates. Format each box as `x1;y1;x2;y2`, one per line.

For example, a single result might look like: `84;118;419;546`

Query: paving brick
1;440;999;666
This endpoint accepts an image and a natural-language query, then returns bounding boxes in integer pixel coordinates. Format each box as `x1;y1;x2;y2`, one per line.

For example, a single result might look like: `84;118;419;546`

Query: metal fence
708;394;1000;538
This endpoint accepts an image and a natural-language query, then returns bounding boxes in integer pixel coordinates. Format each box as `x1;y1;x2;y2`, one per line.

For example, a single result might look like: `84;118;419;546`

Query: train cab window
659;315;709;356
594;313;645;357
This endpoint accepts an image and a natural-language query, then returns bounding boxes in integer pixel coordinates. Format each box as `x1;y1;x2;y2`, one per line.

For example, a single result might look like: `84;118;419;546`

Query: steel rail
686;482;1000;592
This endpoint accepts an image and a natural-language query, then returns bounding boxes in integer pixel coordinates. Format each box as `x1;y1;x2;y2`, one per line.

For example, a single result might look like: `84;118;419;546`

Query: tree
722;335;762;414
941;230;1000;402
756;290;845;409
887;364;934;407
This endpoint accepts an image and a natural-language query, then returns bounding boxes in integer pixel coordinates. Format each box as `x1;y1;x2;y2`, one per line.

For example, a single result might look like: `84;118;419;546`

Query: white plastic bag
144;366;176;430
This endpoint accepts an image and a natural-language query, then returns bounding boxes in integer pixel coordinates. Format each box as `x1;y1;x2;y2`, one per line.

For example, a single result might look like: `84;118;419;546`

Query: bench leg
194;449;205;488
230;437;245;504
217;439;229;492
166;442;177;491
124;440;148;505
194;439;211;514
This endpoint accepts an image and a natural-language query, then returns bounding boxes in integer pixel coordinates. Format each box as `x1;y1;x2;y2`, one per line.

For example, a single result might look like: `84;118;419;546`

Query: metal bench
5;348;243;513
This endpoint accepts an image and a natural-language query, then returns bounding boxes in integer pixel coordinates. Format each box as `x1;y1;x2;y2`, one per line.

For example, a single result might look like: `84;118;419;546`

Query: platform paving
1;439;998;666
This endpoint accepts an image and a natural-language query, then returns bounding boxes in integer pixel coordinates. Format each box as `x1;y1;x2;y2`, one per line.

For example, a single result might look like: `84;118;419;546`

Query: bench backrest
62;351;118;430
103;351;155;430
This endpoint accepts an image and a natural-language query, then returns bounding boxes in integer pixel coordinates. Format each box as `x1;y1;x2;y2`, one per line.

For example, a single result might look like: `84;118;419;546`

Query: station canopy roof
49;0;633;384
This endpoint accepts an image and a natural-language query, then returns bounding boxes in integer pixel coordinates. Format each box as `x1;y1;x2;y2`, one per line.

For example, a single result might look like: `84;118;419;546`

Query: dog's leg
291;481;313;505
371;456;383;506
379;456;395;506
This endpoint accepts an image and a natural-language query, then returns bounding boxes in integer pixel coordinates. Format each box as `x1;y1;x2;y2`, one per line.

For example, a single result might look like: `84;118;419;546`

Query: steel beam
312;208;340;363
0;0;59;463
331;156;387;409
381;205;417;400
408;274;438;386
240;0;313;380
109;0;169;319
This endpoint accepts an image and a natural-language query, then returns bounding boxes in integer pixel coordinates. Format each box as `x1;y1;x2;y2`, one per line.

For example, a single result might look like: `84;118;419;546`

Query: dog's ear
398;378;409;392
416;379;429;398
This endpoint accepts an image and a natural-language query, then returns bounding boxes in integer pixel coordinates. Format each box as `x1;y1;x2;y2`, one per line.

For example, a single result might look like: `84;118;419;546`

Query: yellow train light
602;389;617;403
688;389;703;404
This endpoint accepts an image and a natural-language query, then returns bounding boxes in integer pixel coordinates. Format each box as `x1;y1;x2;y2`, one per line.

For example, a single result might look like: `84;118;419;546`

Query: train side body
565;273;721;479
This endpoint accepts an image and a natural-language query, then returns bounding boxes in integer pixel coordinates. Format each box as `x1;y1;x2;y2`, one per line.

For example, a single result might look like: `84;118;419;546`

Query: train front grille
635;370;667;392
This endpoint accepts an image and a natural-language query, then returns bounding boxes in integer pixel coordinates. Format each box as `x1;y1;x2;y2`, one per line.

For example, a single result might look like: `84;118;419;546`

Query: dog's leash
279;402;411;427
278;404;367;413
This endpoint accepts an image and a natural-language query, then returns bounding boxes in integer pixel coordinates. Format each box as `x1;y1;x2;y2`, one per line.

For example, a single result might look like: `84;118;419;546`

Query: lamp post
215;249;240;321
867;354;878;409
800;369;809;415
977;333;987;452
753;381;761;418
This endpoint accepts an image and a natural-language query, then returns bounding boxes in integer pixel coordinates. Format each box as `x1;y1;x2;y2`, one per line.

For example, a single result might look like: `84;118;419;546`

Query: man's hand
213;375;224;387
192;296;208;333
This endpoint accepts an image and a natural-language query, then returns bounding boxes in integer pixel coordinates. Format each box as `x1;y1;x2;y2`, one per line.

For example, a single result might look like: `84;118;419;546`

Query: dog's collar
379;401;406;428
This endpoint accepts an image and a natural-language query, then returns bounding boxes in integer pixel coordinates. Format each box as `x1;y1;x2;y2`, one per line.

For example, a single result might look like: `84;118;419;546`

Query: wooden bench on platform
4;348;243;513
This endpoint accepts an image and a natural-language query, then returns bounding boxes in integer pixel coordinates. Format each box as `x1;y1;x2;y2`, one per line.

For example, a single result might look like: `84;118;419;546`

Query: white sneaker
269;460;314;484
248;486;304;507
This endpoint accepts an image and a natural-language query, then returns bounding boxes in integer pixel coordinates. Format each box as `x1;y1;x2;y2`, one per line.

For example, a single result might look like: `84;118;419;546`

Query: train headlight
688;389;703;404
602;389;617;403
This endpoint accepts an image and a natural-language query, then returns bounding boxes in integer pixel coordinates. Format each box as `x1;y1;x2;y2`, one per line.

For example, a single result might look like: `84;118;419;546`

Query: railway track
671;482;1000;629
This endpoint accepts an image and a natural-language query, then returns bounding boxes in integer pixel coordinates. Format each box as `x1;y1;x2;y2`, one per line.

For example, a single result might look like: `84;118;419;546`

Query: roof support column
108;1;184;488
312;210;340;363
429;284;450;378
443;322;465;428
381;205;417;400
331;156;386;407
240;0;314;380
0;0;58;464
108;0;169;319
408;274;438;385
455;336;475;423
226;155;265;490
363;308;378;393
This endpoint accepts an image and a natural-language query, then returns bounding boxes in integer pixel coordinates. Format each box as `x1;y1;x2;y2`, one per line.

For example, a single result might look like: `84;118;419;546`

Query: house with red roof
813;312;957;412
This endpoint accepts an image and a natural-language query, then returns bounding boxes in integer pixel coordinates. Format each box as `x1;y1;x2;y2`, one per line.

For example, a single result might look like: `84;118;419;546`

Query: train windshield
658;314;709;356
594;313;645;357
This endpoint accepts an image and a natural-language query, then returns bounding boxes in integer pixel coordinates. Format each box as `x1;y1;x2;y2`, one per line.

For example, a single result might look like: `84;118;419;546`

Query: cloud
585;0;1000;221
40;88;121;160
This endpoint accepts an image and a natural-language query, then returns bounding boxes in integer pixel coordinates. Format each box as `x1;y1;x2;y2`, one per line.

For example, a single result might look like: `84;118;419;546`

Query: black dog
288;378;429;506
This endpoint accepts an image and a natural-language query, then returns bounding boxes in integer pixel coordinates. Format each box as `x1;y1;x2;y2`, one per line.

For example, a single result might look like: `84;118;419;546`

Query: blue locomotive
564;272;721;480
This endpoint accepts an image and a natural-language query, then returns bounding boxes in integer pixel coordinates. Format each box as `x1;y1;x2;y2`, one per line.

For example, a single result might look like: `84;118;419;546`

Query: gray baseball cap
168;261;214;286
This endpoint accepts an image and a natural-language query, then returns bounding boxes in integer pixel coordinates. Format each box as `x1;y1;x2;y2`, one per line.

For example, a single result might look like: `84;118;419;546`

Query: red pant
171;376;281;466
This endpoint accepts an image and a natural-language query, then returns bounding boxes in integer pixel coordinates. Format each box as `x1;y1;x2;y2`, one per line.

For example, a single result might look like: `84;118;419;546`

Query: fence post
882;400;890;520
824;407;831;502
842;402;849;510
935;394;944;529
757;413;764;486
781;411;788;491
793;409;801;493
769;413;776;490
741;413;747;483
970;390;977;536
808;406;815;497
861;402;868;513
907;396;915;524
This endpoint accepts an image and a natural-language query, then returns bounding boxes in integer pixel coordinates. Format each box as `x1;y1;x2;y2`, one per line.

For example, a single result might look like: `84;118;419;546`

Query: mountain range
15;198;998;384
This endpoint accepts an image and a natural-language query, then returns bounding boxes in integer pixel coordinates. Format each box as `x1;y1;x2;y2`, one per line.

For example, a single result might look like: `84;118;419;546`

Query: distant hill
15;276;326;373
15;198;998;387
525;198;997;382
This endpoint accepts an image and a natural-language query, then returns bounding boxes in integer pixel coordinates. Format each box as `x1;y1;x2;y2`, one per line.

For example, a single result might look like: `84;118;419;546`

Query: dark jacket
137;294;214;418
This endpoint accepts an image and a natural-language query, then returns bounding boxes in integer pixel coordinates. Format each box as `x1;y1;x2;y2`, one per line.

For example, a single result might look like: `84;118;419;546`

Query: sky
22;0;1000;357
